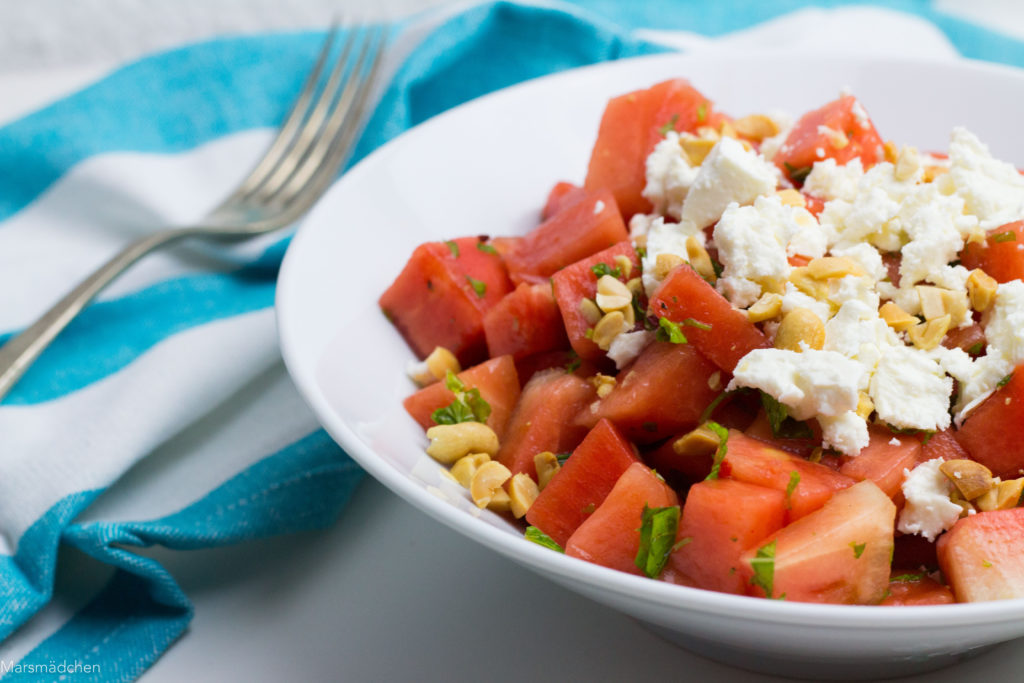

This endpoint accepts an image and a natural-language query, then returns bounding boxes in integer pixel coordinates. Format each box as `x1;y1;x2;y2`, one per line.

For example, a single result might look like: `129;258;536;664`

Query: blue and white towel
0;1;1021;679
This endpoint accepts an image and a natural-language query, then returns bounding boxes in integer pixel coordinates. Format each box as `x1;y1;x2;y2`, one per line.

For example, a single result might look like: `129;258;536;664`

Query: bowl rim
278;49;1024;627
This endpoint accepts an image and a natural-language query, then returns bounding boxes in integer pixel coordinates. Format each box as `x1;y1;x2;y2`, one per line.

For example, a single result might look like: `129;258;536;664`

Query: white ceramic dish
277;52;1024;680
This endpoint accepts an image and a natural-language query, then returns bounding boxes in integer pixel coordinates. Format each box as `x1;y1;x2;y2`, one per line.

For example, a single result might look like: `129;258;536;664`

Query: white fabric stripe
0;308;280;556
636;7;958;57
0;129;273;333
77;360;322;525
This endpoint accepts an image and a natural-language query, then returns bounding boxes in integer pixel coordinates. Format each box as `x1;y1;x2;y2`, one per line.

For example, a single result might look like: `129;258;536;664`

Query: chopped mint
634;505;682;578
850;541;866;559
785;471;800;510
466;276;487;298
525;526;564;553
761;392;814;439
430;371;492;425
476;241;498;255
657;113;680;137
445;240;460;257
656;317;688;344
750;540;778;598
591;262;622;279
697;102;708;124
992;231;1017;243
704;421;729;481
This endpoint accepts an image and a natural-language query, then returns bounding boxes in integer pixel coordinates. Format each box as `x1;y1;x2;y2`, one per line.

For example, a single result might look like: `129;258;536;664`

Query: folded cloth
0;0;1020;679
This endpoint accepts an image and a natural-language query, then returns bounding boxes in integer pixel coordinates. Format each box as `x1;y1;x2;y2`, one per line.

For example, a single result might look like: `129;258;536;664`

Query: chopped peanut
592;311;625;351
879;302;918;332
470;461;512;511
719;120;738;139
408;346;461;386
775;188;806;208
696;126;720;141
613;254;633;280
672;423;721;458
856;392;875;420
907;314;951;351
939;459;995;501
806;256;863;280
654;253;685;279
915;285;968;326
591;373;616;399
894;146;921;182
774;308;825;352
509;473;540;518
425;422;500;465
578;298;602;325
626;277;644;298
788;267;828;300
967;269;998;312
680;137;716;166
923;165;948;183
747;292;784;323
732;114;779;142
883;140;899;164
596;275;632;313
534;451;560;490
976;478;1024;512
451;453;491;488
685;236;717;283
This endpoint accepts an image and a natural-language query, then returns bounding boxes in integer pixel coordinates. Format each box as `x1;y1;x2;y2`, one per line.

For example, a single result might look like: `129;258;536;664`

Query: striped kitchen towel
0;1;1020;679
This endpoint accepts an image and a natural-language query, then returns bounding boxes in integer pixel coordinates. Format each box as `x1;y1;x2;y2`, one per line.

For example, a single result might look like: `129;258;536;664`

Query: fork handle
0;229;185;403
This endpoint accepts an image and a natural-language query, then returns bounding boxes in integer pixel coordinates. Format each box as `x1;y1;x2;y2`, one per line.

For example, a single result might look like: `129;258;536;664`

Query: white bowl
277;52;1024;680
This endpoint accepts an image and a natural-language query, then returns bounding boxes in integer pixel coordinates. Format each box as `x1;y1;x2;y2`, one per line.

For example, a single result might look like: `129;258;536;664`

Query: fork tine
270;24;386;213
248;26;361;201
215;25;340;210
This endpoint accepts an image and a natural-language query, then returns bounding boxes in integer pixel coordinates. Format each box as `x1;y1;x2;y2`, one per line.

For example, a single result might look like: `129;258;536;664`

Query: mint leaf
466;276;487;298
657;113;679;137
697;102;708;124
850;541;866;559
992;231;1017;243
750;540;778;598
998;372;1014;388
634;504;682;578
760;392;814;439
656;317;688;344
525;527;564;553
476;241;498;255
890;572;928;583
445;240;460;257
431;371;492;425
590;262;622;279
704;421;729;481
785;471;800;510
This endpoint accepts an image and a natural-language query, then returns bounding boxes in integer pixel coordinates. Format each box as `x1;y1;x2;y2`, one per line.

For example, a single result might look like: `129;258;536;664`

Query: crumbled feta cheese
948;127;1024;229
594;200;605;214
824;300;898;376
804;158;866;202
729;348;862;421
757;111;793;162
819;410;869;454
986;280;1024;365
640;217;702;297
898;458;963;542
819;162;915;251
643;131;699;219
869;346;952;431
952;353;1014;424
896;185;976;287
889;437;901;446
680;137;778;229
628;212;657;239
606;330;655;370
713;196;824;307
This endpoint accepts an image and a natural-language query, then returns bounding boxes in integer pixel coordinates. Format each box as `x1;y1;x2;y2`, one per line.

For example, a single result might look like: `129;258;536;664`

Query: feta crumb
819;411;870;455
830;242;886;282
680;137;778;229
780;282;832;325
729;348;863;421
986;280;1024;365
889;437;901;446
870;346;952;431
606;330;655;370
948;127;1024;229
594;200;605;214
898;459;963;542
643;131;699;219
640;217;702;297
803;158;865;203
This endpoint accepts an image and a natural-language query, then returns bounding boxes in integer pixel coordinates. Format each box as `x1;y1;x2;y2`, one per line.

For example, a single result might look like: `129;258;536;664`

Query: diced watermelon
722;430;854;521
551;241;641;363
542;181;585;221
937;508;1024;602
565;462;679;576
513;350;597;387
648;264;769;372
525;419;640;547
579;340;720;443
503;190;628;285
920;428;969;465
839;427;922;500
774;96;884;183
961;221;1024;283
744;409;821;459
380;236;513;365
496;369;596;479
645;436;713;483
738;481;896;604
879;574;954;606
667;479;787;594
483;282;569;360
584;79;722;218
943;323;986;355
955;365;1024;479
402;355;520;439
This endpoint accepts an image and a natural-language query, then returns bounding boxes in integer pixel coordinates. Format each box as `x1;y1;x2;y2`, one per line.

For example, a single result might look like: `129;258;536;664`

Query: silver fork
0;24;386;402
